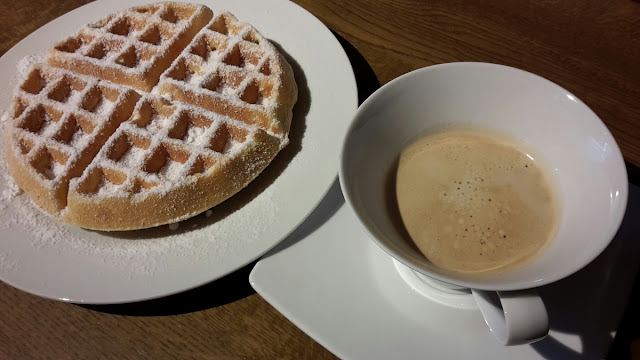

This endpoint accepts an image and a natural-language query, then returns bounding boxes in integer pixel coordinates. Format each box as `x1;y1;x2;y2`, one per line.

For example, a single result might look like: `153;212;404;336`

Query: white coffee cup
339;62;628;345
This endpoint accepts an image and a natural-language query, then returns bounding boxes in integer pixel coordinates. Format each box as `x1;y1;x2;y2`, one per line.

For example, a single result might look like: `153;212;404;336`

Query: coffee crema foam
395;128;559;273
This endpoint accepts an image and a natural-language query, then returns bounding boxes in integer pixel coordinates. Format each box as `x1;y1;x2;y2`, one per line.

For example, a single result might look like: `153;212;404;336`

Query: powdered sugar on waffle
0;117;281;276
71;97;260;199
47;3;204;91
155;11;288;136
0;154;22;211
93;97;115;115
118;144;146;167
6;63;139;197
3;3;296;233
185;123;205;144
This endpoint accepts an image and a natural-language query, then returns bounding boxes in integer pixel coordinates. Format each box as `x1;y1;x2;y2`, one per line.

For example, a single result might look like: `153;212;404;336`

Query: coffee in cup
394;127;560;274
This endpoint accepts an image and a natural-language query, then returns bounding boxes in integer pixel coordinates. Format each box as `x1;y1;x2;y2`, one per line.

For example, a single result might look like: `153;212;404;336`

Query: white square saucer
250;181;640;359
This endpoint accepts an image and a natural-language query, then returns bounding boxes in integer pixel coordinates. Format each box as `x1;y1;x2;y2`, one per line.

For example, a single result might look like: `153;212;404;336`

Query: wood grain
0;263;335;359
0;0;639;359
296;0;640;167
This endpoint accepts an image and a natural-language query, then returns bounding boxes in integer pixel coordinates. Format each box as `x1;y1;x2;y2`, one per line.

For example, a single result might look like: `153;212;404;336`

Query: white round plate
0;0;357;304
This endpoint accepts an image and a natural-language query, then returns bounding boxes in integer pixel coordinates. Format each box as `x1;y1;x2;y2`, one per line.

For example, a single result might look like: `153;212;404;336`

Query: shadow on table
529;162;640;359
81;260;258;316
81;30;380;316
606;160;640;360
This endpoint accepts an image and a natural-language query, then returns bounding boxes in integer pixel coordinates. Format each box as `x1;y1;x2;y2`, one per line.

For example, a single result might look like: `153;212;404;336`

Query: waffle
65;93;283;229
5;64;141;216
47;3;213;92
156;11;297;136
4;2;297;230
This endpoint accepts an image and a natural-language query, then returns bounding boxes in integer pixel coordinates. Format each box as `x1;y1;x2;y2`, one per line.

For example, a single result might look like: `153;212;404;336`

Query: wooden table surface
1;0;639;359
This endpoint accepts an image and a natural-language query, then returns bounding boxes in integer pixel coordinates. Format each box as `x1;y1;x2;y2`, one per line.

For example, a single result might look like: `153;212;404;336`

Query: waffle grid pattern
4;2;297;230
47;3;213;91
74;94;258;197
6;64;139;212
157;12;285;134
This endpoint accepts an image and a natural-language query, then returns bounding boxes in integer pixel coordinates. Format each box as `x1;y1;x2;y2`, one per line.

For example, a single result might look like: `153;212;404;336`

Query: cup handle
471;289;549;345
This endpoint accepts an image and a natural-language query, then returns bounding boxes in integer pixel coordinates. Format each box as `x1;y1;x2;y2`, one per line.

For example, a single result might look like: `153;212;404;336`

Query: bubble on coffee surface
395;129;558;273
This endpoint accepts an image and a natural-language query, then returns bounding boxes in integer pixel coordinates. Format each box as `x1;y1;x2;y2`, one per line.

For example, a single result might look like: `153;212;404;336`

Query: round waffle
4;2;297;230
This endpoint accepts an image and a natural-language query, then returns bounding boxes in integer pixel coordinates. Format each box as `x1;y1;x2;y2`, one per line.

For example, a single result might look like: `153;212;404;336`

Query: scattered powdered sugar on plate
17;55;42;77
0;111;9;124
1;183;22;208
0;250;19;273
1;174;22;211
